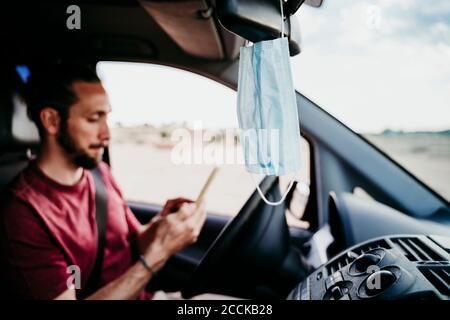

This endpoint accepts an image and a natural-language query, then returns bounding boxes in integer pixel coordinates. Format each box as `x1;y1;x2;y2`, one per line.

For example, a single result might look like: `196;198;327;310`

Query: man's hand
138;201;206;272
159;197;193;217
135;197;193;257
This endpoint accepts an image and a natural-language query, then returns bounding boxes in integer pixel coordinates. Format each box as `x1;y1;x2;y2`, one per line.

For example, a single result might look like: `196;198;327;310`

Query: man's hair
24;63;101;138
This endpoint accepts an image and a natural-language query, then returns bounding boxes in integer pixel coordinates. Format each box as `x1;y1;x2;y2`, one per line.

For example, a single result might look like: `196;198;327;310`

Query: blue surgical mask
236;2;302;205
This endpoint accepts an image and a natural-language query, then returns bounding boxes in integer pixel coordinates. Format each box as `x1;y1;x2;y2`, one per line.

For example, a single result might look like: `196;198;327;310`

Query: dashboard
288;234;450;300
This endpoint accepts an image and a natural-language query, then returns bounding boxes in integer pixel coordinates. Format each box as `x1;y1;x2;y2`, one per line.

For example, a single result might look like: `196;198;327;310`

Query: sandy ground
109;127;450;225
365;134;450;200
109;127;311;227
108;128;449;299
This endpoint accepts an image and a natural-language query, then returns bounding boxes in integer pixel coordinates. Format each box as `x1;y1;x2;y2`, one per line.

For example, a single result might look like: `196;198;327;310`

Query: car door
97;61;314;294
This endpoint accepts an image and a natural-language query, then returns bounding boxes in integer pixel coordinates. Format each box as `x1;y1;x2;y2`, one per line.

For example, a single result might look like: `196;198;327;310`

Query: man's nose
99;120;111;141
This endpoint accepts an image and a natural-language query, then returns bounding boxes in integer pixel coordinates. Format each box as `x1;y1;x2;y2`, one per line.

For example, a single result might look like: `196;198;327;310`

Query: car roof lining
0;1;244;68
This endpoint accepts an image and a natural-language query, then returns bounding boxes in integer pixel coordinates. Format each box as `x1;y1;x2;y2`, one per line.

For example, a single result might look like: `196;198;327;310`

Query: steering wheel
182;177;309;299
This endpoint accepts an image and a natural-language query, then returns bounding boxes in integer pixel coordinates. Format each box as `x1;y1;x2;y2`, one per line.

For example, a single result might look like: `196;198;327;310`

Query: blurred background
96;0;450;228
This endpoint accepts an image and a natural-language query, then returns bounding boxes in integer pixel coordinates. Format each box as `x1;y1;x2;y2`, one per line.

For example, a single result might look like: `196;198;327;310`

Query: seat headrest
0;91;40;152
11;94;40;146
0;65;40;152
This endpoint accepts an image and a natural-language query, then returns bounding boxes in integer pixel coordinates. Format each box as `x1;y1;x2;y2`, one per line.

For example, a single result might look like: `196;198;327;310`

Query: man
0;63;206;300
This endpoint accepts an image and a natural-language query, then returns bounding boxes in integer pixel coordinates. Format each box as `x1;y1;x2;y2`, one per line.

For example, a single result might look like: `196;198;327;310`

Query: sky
97;62;238;130
291;0;450;133
97;0;450;134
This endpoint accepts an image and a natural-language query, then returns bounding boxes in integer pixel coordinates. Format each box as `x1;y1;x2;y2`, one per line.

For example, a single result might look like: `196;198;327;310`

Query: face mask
237;0;301;206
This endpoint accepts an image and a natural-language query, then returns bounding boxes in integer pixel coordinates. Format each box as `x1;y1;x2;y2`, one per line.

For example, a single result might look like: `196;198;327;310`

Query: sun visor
139;0;226;60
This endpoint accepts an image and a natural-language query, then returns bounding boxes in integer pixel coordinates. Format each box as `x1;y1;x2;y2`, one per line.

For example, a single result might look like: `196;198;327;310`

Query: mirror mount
304;0;323;8
285;0;306;17
216;0;304;56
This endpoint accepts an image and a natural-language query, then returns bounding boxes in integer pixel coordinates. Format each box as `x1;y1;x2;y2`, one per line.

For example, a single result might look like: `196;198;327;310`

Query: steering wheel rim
182;177;308;299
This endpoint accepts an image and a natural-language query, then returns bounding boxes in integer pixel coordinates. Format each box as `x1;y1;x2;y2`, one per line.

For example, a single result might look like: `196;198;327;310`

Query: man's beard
57;124;103;170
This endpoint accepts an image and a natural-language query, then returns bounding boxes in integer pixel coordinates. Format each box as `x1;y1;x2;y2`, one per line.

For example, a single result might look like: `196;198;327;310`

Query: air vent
327;240;391;275
419;266;450;296
353;239;391;256
392;237;443;262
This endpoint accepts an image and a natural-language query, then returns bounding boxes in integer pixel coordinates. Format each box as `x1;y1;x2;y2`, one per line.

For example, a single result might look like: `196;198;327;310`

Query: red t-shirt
0;161;152;299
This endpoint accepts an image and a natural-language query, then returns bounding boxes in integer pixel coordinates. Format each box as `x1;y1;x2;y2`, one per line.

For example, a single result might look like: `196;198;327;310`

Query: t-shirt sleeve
0;196;70;300
98;162;143;239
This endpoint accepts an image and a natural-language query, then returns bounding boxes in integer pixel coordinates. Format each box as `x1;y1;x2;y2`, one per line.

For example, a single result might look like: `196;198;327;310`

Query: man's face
57;81;111;169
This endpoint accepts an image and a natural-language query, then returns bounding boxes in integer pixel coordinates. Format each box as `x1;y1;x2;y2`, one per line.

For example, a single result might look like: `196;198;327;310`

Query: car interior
0;0;449;300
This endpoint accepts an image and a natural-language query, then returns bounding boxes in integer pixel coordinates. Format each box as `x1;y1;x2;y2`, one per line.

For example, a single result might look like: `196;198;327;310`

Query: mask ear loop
280;0;285;38
251;174;297;206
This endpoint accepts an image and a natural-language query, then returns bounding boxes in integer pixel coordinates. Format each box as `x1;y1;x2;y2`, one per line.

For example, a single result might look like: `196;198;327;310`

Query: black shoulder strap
83;167;108;298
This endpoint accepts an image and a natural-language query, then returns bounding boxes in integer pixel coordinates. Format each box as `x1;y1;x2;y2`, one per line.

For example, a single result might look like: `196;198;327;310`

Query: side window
97;61;311;228
292;2;450;202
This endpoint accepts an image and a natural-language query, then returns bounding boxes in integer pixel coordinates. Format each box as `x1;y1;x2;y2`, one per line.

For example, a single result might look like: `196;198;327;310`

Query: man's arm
56;245;166;300
56;201;206;300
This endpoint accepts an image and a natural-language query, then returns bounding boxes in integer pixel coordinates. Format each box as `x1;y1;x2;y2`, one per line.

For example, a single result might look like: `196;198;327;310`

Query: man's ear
39;108;61;136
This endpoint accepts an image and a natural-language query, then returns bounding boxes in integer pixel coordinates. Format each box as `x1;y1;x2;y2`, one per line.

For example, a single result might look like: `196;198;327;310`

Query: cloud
292;0;450;133
298;0;450;48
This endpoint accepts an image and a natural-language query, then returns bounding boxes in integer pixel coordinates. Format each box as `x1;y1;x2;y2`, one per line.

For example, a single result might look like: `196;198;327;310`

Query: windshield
292;0;450;201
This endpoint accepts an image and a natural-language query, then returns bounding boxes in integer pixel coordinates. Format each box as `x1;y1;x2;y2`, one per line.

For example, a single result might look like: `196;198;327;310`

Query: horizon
110;121;450;136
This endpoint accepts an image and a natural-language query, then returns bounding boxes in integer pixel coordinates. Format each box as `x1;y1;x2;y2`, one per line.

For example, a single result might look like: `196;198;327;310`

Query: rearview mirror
304;0;323;8
216;0;303;56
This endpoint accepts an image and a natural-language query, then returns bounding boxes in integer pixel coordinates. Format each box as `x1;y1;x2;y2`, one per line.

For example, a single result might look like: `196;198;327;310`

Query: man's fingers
189;201;207;234
164;198;194;216
154;202;207;255
177;202;196;220
171;198;193;212
177;201;206;232
196;205;207;233
175;201;206;241
169;197;193;206
174;197;194;203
